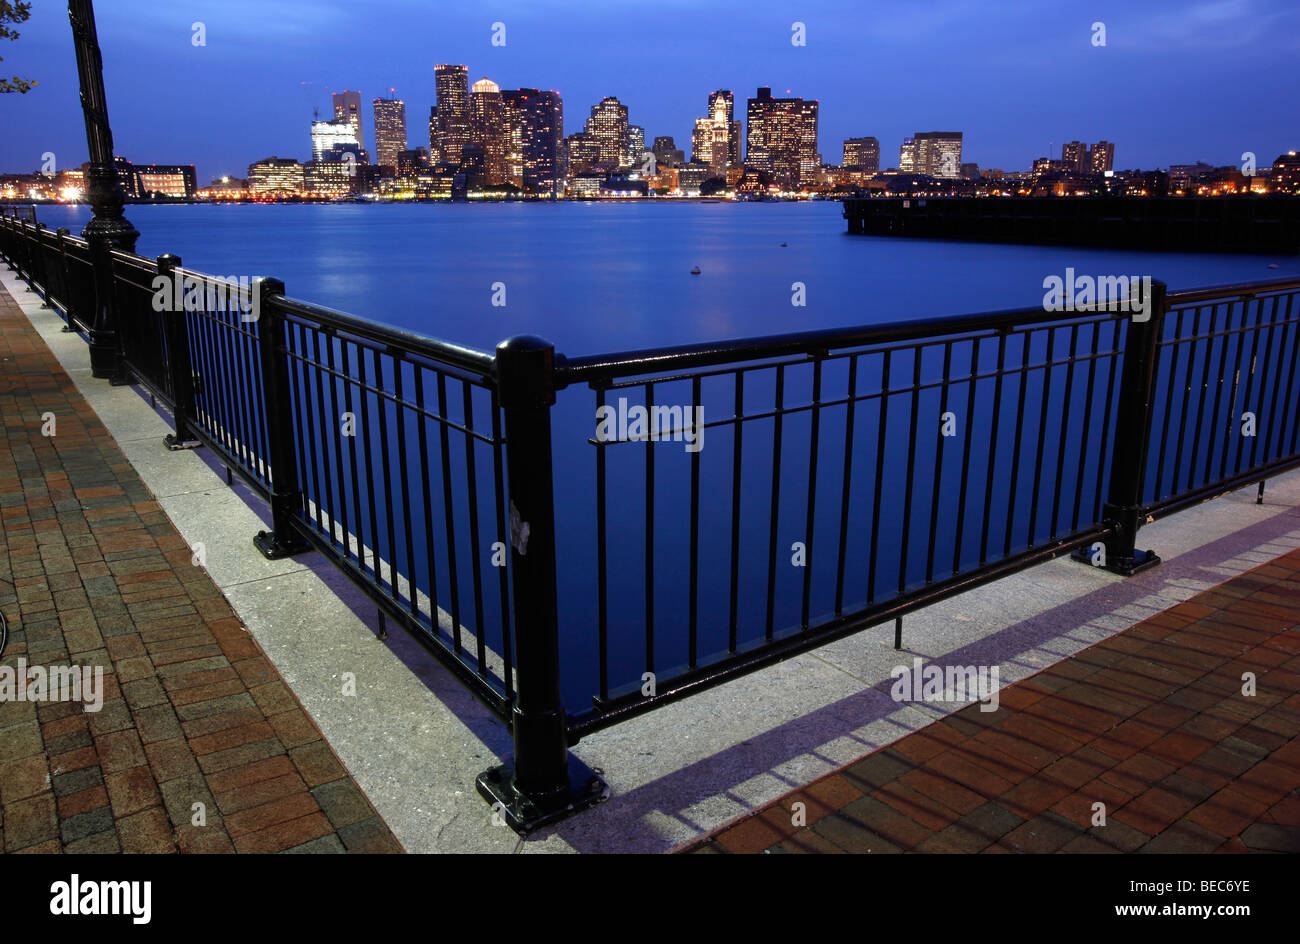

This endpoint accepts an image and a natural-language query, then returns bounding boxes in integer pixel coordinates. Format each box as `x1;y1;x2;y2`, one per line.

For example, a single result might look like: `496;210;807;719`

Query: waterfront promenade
685;551;1300;853
2;263;1297;853
0;285;400;853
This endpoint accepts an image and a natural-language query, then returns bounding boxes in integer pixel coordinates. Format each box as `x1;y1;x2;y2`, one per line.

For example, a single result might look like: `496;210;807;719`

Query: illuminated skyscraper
372;98;407;172
745;87;818;188
1062;140;1087;173
707;90;741;169
899;138;916;173
470;78;508;185
913;132;962;177
692;118;712;166
311;119;359;161
332;91;364;149
626;125;646;168
434;64;471;165
1088;141;1115;173
501;88;565;196
843;136;880;172
584;96;629;168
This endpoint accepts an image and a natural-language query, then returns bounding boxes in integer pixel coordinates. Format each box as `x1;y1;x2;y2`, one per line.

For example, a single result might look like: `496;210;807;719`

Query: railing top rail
1166;275;1300;305
270;293;497;379
557;301;1118;386
559;276;1300;385
109;248;158;272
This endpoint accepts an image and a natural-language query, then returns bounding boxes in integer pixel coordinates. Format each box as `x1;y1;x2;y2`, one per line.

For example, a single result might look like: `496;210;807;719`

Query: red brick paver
686;551;1300;854
0;286;401;853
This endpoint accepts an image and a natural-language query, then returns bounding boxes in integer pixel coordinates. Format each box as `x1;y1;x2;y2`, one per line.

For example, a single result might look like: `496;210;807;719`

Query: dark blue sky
2;0;1296;183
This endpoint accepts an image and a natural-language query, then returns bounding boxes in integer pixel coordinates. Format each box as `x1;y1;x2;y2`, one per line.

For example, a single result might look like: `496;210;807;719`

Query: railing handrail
559;301;1124;386
1167;275;1300;305
272;293;497;379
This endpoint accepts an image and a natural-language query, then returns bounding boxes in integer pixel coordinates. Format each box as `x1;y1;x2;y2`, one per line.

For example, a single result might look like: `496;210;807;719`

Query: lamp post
68;0;138;381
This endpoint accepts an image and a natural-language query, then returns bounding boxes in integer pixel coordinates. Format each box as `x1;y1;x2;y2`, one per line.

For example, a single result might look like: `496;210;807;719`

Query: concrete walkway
684;549;1300;853
0;286;400;853
3;260;1298;854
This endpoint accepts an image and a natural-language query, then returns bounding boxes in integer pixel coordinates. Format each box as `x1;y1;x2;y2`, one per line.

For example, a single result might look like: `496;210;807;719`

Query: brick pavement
686;550;1300;854
0;287;402;853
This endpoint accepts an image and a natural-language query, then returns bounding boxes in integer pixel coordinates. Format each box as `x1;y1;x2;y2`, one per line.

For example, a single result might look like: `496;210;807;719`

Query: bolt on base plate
476;754;609;836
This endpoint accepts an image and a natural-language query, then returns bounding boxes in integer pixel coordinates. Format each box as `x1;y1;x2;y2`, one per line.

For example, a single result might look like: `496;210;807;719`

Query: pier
843;195;1300;253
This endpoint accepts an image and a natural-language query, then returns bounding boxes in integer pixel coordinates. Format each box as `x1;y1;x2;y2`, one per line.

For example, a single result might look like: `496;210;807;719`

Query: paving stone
688;546;1300;855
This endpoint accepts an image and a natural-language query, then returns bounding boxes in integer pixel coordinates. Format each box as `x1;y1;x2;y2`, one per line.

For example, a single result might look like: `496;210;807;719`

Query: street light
68;0;138;381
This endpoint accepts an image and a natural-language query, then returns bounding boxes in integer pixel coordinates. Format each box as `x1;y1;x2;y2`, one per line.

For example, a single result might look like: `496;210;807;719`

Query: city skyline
1;0;1297;185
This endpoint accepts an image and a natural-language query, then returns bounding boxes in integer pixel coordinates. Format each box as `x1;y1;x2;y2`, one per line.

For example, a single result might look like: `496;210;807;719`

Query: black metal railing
4;207;1300;833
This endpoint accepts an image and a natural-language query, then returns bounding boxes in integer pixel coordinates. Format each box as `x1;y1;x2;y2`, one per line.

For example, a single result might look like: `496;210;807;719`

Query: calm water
35;202;1295;355
32;202;1296;709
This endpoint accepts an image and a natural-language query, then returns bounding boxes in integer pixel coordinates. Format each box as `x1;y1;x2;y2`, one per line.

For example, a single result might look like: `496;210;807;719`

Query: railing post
251;278;311;559
1087;278;1167;575
476;335;606;835
33;223;50;303
158;254;201;451
55;229;77;331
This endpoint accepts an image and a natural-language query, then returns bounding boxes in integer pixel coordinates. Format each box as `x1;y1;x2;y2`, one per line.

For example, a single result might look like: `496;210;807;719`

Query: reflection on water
35;201;1294;355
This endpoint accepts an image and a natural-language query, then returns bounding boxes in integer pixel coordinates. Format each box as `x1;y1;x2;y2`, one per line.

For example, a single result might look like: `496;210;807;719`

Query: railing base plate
1070;546;1161;576
163;434;202;452
476;754;609;836
253;529;311;560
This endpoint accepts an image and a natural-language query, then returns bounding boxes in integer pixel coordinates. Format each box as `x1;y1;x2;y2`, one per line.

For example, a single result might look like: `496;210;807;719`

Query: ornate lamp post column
68;0;138;381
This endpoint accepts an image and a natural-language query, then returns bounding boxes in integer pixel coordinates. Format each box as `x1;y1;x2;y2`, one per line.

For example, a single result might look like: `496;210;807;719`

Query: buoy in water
690;265;701;274
1268;263;1279;269
780;242;787;247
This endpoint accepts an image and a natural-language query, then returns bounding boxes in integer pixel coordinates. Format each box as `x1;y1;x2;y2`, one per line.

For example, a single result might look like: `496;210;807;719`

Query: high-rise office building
652;136;685;167
470;78;508;186
332;91;364;150
311;119;359;161
501;88;564;196
692;118;713;166
899;138;917;173
372;98;407;172
707;90;741;169
565;132;600;174
843;136;880;172
584;96;629;168
1062;140;1087;174
1088;141;1115;174
913;132;962;177
434;65;471;165
746;87;818;188
626;125;646;167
